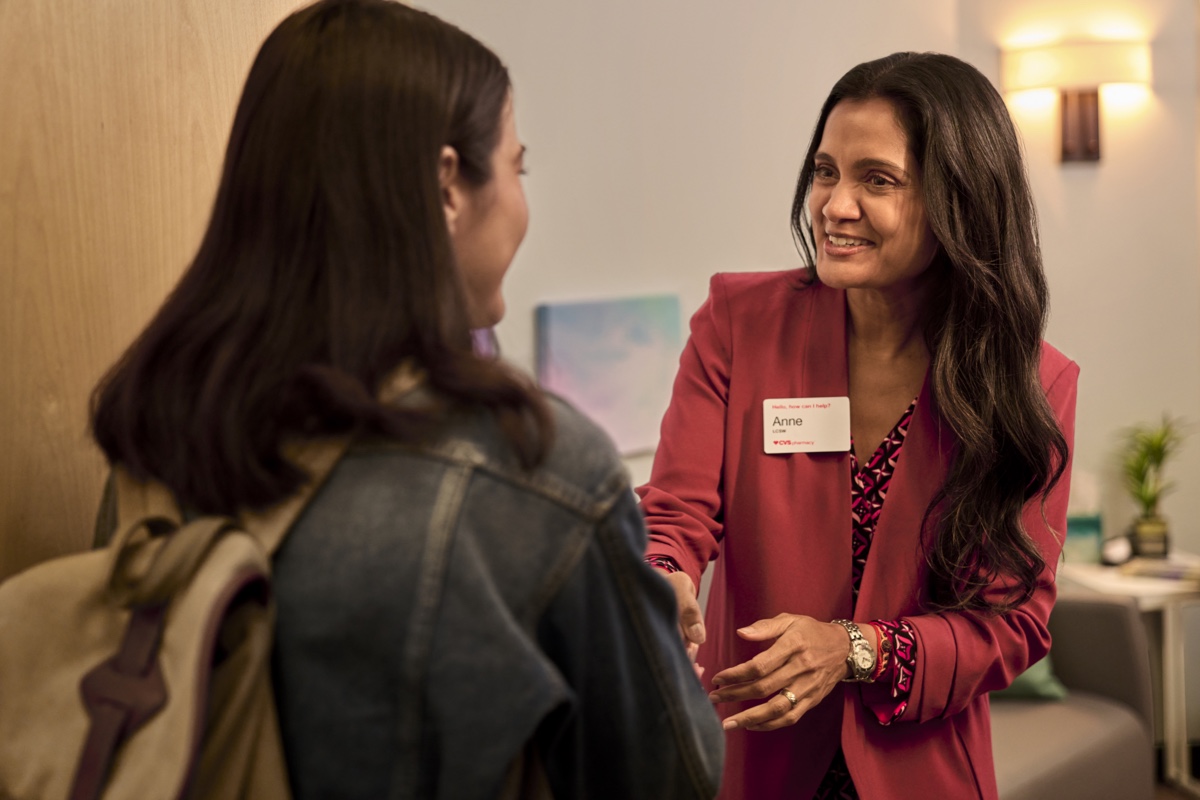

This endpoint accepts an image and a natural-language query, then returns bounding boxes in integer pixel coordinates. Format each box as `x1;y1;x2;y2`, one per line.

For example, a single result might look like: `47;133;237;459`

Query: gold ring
779;688;798;708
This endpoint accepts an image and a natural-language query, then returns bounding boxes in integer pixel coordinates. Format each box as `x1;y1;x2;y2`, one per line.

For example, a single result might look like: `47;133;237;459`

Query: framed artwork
535;294;683;455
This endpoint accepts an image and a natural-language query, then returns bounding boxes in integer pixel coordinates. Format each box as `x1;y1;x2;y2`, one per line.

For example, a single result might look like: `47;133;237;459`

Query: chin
813;263;867;290
469;300;506;329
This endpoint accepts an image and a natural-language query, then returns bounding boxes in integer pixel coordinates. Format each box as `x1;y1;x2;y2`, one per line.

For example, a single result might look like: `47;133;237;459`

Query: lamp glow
1000;40;1150;162
1001;41;1151;93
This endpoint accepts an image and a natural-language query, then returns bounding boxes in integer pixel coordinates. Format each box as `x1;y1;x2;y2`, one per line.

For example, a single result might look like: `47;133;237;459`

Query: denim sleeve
535;488;724;799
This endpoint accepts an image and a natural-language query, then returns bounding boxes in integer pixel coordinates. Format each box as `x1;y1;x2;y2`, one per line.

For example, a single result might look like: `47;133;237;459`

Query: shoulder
535;395;630;510
708;268;817;306
704;268;836;323
1038;341;1080;390
696;270;839;355
415;395;630;521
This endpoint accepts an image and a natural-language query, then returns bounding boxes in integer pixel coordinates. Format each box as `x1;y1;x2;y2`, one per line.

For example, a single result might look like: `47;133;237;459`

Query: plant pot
1129;515;1170;558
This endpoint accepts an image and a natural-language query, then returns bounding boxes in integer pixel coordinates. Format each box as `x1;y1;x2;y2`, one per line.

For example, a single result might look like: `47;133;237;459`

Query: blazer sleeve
869;358;1080;723
636;275;733;591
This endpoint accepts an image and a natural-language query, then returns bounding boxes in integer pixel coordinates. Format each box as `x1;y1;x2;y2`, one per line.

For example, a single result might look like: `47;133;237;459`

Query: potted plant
1121;415;1186;558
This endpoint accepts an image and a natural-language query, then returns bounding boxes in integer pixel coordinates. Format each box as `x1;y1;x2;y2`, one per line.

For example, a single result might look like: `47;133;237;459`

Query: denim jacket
265;396;724;799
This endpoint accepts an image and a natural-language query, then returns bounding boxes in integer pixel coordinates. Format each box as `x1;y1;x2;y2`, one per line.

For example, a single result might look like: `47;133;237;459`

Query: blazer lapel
855;368;953;619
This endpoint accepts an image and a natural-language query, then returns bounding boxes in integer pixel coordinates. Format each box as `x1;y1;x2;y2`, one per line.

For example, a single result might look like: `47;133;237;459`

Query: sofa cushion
991;693;1153;800
991;655;1068;701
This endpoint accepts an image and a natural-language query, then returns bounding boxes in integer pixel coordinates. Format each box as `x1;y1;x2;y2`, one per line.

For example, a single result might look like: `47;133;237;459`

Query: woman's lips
824;234;873;255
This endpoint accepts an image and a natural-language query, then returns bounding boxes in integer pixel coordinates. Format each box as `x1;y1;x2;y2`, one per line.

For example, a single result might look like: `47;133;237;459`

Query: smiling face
808;97;939;296
446;95;529;328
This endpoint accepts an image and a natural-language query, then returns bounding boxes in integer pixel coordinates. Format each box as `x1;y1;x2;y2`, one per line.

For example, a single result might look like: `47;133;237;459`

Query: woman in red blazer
640;53;1078;799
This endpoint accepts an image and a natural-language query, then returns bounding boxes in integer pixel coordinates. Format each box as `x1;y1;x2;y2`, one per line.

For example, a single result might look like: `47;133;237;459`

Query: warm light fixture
1001;41;1151;162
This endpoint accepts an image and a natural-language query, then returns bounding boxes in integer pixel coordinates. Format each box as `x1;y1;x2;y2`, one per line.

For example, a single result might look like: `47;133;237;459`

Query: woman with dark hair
90;1;723;797
640;52;1076;799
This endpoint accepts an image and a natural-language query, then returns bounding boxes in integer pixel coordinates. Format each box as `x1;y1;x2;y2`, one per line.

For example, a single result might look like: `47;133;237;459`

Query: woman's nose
823;181;861;222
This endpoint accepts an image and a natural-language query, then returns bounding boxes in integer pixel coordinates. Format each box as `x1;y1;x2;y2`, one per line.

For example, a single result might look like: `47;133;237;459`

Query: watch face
853;644;875;671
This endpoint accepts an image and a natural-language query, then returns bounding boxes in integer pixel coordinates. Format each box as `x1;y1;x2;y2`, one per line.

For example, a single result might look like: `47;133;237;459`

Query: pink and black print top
813;398;920;800
848;399;918;725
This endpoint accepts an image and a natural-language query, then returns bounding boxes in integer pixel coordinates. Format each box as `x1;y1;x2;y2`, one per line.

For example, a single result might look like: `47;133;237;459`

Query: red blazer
639;270;1078;800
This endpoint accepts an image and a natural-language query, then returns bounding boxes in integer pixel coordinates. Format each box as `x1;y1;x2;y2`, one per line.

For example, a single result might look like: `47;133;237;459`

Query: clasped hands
664;571;865;732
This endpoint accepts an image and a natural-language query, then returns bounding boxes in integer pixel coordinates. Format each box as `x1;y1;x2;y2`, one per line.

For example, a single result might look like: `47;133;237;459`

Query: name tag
763;397;851;454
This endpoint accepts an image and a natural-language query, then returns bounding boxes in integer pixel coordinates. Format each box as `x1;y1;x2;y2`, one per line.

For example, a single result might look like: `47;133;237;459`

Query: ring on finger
779;688;798;708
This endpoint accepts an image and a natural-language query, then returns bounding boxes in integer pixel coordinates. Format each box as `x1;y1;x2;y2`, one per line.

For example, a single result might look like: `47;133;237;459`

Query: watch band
867;621;892;682
832;619;876;683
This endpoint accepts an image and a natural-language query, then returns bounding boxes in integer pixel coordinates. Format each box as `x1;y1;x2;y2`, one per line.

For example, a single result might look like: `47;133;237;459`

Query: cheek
807;190;825;222
920;226;938;255
909;219;937;261
514;184;529;242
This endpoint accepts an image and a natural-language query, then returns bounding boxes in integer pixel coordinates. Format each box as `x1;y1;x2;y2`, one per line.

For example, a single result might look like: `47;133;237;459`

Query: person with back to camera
639;52;1078;799
88;1;724;797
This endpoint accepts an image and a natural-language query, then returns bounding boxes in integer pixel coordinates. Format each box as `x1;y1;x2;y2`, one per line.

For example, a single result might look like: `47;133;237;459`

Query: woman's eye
867;174;893;188
813;165;836;180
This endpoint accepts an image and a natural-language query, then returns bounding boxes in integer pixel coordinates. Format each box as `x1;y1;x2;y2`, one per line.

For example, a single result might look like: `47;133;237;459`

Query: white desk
1059;557;1200;796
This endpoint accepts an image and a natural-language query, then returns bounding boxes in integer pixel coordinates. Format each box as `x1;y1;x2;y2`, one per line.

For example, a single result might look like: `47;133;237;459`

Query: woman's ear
439;145;463;234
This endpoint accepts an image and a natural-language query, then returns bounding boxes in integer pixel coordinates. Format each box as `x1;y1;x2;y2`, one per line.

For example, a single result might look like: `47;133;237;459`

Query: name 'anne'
773;417;803;427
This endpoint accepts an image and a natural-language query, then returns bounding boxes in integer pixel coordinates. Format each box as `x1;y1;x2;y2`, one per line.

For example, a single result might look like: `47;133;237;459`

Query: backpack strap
107;437;349;608
243;360;425;556
239;436;351;556
73;438;351;800
108;360;424;572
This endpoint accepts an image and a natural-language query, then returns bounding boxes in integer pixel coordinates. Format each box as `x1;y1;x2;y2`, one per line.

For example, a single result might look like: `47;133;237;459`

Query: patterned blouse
815;398;918;799
646;398;921;799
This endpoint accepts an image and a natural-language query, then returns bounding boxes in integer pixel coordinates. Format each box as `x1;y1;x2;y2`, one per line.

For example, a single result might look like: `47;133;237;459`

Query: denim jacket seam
594;514;718;797
353;439;623;628
353;438;628;522
391;461;474;796
517;514;594;633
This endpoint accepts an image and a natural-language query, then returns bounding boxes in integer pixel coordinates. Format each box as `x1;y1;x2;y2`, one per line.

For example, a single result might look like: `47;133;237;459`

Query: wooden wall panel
0;0;303;579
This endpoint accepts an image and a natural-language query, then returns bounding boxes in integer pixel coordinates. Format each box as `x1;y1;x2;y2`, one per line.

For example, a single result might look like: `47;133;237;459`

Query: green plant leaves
1120;415;1187;518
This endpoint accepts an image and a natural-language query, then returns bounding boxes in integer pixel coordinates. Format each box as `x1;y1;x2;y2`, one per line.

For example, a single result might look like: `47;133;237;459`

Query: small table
1059;555;1200;797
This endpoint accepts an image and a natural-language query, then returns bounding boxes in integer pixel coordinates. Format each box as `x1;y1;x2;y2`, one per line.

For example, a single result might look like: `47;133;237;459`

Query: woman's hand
708;615;870;732
662;571;706;678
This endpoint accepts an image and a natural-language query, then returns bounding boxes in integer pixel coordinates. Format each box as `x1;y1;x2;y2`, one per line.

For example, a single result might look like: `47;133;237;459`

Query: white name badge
763;397;851;454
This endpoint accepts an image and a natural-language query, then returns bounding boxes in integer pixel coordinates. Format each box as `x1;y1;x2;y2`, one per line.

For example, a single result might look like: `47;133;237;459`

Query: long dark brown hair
91;0;551;514
791;52;1069;613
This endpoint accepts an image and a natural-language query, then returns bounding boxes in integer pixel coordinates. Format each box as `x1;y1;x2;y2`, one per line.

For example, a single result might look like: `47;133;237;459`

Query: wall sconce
1001;41;1151;162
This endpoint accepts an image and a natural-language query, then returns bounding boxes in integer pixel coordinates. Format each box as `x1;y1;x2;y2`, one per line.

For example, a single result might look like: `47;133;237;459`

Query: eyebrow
814;151;909;179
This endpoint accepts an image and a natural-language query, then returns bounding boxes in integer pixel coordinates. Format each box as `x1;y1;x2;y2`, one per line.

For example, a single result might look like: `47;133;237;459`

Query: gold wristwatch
832;619;876;683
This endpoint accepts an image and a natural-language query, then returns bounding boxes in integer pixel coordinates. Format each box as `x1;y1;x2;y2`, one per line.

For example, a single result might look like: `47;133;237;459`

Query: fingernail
689;623;706;643
708;692;720;702
722;719;738;731
737;626;754;634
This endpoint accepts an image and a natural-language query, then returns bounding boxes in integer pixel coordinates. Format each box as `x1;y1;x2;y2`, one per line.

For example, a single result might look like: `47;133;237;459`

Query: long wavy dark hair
791;52;1069;613
91;0;551;514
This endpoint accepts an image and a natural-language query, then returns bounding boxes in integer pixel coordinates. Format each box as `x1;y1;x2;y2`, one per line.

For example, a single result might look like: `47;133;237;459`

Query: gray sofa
991;592;1156;800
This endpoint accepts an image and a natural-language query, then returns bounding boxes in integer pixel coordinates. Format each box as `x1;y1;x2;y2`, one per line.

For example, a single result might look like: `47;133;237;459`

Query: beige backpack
0;439;346;800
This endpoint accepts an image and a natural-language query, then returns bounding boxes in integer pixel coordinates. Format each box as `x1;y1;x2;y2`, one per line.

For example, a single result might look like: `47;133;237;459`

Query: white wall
426;0;1200;556
957;0;1200;752
959;0;1200;556
421;0;958;484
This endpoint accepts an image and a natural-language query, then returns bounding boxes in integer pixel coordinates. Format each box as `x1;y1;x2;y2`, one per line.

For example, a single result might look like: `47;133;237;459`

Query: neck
845;280;931;360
